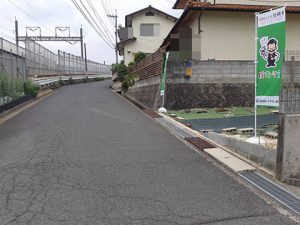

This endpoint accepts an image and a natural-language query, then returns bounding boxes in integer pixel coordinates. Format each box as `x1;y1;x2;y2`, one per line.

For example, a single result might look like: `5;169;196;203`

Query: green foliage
111;63;117;73
128;61;135;67
0;73;26;105
115;62;129;81
69;77;74;84
94;77;104;81
59;78;64;86
24;80;40;98
127;61;135;73
134;52;146;63
51;81;61;89
121;74;136;93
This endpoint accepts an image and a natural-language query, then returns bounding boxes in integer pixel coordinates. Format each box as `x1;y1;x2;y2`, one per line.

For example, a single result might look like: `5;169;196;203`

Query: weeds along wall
0;37;111;79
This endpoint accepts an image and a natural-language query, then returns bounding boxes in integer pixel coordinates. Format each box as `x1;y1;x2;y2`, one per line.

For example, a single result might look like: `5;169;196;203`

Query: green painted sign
160;52;169;96
256;7;286;106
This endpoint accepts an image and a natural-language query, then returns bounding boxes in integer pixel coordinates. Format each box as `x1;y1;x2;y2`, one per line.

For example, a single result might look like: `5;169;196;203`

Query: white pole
254;12;258;138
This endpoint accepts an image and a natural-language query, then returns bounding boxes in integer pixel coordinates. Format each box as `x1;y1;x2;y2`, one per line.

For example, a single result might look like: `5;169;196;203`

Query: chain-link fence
0;37;111;79
58;50;111;75
25;40;58;76
0;38;27;79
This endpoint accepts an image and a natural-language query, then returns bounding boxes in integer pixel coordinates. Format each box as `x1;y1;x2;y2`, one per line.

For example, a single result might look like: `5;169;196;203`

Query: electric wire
78;0;115;45
70;0;114;49
7;0;55;35
100;0;115;26
86;0;114;43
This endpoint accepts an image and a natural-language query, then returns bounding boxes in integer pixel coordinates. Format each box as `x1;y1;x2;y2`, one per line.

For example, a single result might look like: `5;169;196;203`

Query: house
117;5;177;65
173;0;300;10
124;1;300;111
162;0;300;60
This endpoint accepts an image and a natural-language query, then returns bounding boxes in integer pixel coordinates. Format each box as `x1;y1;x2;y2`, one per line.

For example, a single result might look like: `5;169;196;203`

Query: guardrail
33;74;112;89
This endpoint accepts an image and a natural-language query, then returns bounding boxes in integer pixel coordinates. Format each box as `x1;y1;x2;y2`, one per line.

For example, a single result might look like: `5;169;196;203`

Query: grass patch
167;107;277;120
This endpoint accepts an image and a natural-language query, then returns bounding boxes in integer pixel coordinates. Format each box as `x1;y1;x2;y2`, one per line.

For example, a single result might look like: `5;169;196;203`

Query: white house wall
124;13;175;64
189;11;300;60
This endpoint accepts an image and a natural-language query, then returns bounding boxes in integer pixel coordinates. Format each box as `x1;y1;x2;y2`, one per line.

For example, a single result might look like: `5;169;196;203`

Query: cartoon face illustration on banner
259;36;280;68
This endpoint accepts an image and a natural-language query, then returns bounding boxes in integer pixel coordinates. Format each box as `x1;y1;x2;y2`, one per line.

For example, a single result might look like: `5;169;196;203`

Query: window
140;24;159;37
145;12;154;16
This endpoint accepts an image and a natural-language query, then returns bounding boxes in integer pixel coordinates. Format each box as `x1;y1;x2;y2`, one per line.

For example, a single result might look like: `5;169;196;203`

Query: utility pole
108;10;118;65
15;19;19;46
80;26;84;58
84;43;88;73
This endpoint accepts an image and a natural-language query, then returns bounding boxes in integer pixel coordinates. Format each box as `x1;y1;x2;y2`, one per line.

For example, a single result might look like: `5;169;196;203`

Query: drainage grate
155;118;194;138
240;172;300;216
185;137;216;150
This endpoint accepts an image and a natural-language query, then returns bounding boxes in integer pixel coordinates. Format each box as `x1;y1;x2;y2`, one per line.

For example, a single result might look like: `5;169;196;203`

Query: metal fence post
10;49;13;77
0;38;3;74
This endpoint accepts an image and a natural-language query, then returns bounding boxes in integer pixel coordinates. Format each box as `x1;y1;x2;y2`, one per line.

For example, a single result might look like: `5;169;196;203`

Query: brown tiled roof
173;0;189;9
187;2;300;13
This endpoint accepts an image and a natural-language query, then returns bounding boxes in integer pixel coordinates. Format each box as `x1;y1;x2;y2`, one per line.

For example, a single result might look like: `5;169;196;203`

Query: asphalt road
0;81;297;225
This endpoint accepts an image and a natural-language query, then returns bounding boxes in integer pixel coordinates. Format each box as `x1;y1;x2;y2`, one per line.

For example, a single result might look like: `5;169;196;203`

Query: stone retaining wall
165;83;254;110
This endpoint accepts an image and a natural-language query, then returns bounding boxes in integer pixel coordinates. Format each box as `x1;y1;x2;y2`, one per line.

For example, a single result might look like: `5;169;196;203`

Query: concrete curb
0;89;55;125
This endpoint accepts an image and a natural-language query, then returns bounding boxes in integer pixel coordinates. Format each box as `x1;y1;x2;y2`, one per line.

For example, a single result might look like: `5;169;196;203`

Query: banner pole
254;12;258;138
159;52;169;113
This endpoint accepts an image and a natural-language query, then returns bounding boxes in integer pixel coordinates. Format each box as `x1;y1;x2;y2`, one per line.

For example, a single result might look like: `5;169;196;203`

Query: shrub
128;62;135;73
69;77;74;84
95;77;104;81
134;52;146;63
59;78;64;86
115;62;128;81
51;81;61;89
121;74;136;93
24;81;40;98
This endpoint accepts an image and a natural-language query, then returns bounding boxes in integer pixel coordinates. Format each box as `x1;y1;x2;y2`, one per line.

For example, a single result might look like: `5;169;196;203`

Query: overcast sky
0;0;182;65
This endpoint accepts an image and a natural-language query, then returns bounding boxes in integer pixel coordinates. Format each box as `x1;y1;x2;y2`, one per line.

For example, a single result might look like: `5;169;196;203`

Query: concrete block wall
125;76;162;110
167;60;254;84
207;132;277;171
125;60;300;110
167;60;300;84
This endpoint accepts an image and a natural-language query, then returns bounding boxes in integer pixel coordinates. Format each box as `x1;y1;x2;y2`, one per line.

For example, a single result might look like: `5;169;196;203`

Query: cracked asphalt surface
0;81;297;225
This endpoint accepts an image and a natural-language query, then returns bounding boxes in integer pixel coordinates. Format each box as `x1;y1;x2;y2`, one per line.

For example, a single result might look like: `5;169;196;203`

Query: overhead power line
78;0;115;46
70;0;114;49
86;0;115;42
7;0;55;35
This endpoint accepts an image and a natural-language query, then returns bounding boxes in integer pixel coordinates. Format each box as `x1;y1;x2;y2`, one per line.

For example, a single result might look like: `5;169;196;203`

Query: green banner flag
256;7;286;106
160;52;169;96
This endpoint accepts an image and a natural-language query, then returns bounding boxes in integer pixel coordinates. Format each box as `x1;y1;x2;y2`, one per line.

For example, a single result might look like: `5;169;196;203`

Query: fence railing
0;37;111;79
0;38;26;79
131;49;164;80
285;50;300;61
